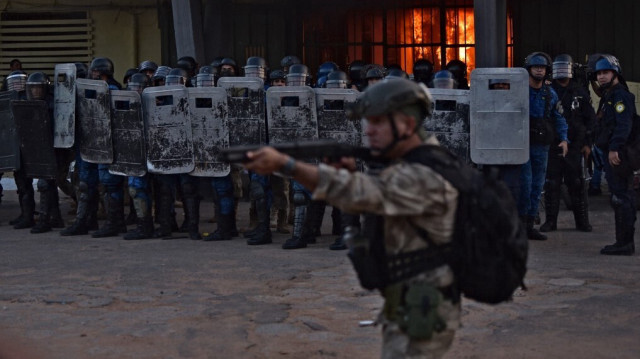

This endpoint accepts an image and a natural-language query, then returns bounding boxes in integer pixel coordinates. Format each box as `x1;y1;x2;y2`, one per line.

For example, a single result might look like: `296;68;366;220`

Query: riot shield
109;90;146;177
266;86;318;145
424;88;471;163
142;85;194;174
0;91;20;172
315;88;362;146
53;63;76;148
76;78;113;164
470;68;529;165
217;77;266;146
12;100;57;179
187;87;229;177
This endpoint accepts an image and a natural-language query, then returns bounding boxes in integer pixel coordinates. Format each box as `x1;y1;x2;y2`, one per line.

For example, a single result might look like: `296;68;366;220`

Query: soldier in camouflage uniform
243;78;460;358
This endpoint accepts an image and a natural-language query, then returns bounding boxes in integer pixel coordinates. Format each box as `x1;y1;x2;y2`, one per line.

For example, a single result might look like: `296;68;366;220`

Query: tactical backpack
402;145;528;305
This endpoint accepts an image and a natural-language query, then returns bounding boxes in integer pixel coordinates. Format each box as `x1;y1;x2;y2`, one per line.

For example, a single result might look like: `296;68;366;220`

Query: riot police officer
540;54;596;233
446;59;469;89
432;70;456;89
280;55;301;74
593;55;637;255
365;67;384;88
413;58;434;86
520;52;568;241
139;60;158;79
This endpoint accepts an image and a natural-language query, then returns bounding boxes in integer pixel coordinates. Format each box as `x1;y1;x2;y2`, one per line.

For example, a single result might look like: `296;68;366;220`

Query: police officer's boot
86;191;100;231
526;215;547;240
570;185;592;232
203;214;234;241
92;193;127;238
14;191;35;229
301;201;325;244
330;213;360;250
282;202;307;249
123;195;154;240
61;182;92;236
183;196;202;240
601;201;635;255
246;182;272;245
276;208;290;234
540;181;559;232
31;185;52;234
153;186;173;238
331;207;342;235
49;189;65;228
125;199;137;226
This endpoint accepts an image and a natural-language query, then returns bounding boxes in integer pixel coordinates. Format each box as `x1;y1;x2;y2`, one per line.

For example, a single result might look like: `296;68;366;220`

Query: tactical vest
529;85;555;145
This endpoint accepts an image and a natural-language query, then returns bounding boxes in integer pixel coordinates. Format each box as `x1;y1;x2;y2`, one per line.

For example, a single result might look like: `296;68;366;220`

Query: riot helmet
219;57;238;77
90;57;115;79
348;60;366;84
210;56;224;69
152;66;171;86
25;72;50;100
280;55;301;73
326;70;348;89
432;70;456;89
385;68;409;80
316;76;327;88
594;54;623;91
176;56;198;77
317;61;339;82
123;67;139;85
244;56;267;80
139;60;158;78
75;62;88;79
6;70;27;92
165;68;189;86
286;64;309;86
524;52;552;81
552;54;574;80
365;67;384;82
413;59;434;85
269;69;286;86
126;73;150;93
195;65;216;87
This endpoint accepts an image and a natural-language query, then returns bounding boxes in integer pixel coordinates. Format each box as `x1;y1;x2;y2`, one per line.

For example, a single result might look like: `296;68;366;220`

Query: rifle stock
221;140;373;163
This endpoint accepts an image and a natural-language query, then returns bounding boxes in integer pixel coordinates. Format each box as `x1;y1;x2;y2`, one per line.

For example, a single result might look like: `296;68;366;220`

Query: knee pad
293;192;309;207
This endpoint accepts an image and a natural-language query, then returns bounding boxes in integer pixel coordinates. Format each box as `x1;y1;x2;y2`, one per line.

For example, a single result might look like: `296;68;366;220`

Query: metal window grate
0;11;93;78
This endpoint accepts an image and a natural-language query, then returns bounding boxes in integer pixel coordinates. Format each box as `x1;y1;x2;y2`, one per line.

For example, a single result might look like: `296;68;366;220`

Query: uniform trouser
55;148;75;199
211;175;234;216
271;175;289;211
493;165;522;205
250;173;273;210
156;173;199;228
128;174;151;218
14;168;34;218
591;145;606;189
603;156;636;244
518;144;549;217
291;180;312;239
98;164;124;201
544;148;586;219
76;153;99;198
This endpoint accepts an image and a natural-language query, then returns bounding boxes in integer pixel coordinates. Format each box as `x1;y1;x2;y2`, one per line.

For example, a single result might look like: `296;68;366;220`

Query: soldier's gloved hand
558;141;568;157
243;147;288;175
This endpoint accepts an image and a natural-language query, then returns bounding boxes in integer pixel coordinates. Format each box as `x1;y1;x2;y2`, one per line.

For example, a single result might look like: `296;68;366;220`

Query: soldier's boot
14;191;35;229
92;193;127;238
601;199;635;255
123;216;154;240
246;182;272;245
31;186;52;234
125;200;137;226
276;208;290;234
61;182;92;236
540;181;559;232
153;186;173;238
282;201;307;249
570;185;592;232
49;189;65;228
331;207;342;235
330;213;360;251
183;196;202;240
525;215;547;241
203;214;234;241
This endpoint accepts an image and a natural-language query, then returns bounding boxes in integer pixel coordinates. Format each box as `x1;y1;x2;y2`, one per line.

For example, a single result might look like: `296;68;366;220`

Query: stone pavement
0;186;639;358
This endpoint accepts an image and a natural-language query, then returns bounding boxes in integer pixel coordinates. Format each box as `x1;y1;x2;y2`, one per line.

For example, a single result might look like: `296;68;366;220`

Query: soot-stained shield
142;85;194;174
266;86;318;145
0;91;20;172
315;88;362;145
12;100;57;178
53;63;76;148
424;88;471;163
109;90;146;177
187;87;229;177
76;79;113;164
470;68;529;165
217;77;265;146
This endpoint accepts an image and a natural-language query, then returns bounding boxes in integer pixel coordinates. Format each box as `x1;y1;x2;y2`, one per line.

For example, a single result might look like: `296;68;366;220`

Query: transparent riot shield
266;86;318;145
217;77;266;146
470;68;529;165
187;87;229;177
315;88;362;145
142;85;194;174
12;100;57;179
0;91;21;172
53;63;76;148
109;90;146;177
424;88;471;163
76;78;113;164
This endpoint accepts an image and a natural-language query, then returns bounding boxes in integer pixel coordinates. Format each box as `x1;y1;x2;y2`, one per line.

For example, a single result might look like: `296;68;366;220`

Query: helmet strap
373;113;410;157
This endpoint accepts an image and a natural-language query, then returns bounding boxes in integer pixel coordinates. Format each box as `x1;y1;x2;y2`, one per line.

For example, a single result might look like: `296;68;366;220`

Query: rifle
221;140;373;163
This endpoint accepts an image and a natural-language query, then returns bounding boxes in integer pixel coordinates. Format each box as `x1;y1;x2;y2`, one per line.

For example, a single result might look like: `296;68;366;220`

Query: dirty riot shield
470;68;529;165
142;85;194;174
12;100;57;178
314;88;362;145
266;86;318;145
217;77;266;146
76;78;113;164
108;90;146;177
53;63;76;148
424;88;471;163
0;91;21;172
187;87;229;177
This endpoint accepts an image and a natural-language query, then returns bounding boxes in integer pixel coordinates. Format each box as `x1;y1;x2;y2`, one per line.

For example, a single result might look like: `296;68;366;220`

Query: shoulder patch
615;101;625;113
